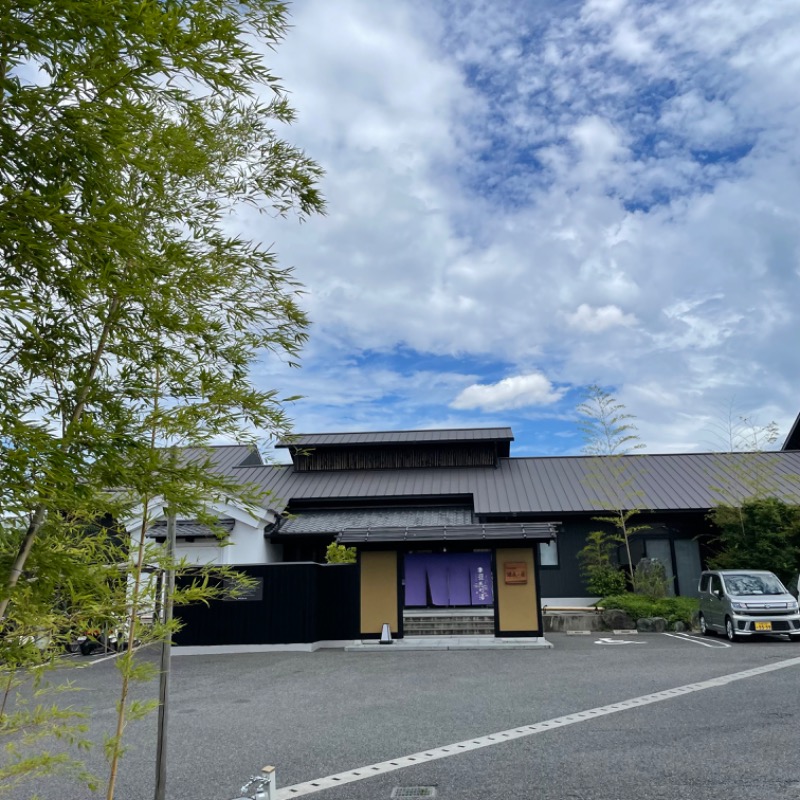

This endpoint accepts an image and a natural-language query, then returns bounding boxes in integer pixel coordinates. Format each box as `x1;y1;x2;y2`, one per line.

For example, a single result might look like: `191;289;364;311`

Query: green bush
325;543;356;564
578;530;628;596
586;565;627;597
633;558;669;599
601;593;699;626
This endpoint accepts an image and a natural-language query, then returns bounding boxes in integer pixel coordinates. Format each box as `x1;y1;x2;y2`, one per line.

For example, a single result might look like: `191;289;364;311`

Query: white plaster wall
126;499;281;567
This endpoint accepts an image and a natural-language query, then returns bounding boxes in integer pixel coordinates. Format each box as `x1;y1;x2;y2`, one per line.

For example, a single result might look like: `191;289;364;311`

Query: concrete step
403;617;494;625
542;612;604;632
404;620;494;629
403;617;495;636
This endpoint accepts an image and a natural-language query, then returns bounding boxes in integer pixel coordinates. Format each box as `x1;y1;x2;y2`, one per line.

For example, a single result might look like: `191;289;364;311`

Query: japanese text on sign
504;562;528;585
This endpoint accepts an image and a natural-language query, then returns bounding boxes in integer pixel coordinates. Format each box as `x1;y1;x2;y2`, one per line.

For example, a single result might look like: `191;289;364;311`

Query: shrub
325;543;356;564
586;565;627;598
633;558;669;599
601;593;699;626
578;530;627;596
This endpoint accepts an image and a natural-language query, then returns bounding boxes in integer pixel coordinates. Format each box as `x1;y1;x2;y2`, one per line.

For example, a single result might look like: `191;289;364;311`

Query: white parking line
276;654;800;799
595;637;644;645
662;632;731;649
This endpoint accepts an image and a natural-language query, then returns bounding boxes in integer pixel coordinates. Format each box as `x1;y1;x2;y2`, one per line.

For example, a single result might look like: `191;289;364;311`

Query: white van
697;570;800;642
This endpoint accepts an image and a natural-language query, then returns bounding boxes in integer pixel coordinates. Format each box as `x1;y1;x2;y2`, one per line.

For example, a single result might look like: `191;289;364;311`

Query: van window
699;574;710;592
710;574;723;595
722;574;785;596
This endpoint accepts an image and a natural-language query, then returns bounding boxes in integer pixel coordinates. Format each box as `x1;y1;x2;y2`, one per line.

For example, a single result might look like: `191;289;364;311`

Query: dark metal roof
276;427;514;448
146;518;236;539
783;413;800;451
180;445;263;471
279;507;473;534
231;450;800;516
337;521;558;544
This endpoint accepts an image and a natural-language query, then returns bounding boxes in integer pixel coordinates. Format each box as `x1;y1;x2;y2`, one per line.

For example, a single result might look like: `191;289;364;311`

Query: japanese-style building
144;418;800;646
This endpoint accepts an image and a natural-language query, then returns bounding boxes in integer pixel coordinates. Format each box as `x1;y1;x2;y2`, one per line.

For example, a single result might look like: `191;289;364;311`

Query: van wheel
698;613;713;636
789;634;800;642
725;617;738;642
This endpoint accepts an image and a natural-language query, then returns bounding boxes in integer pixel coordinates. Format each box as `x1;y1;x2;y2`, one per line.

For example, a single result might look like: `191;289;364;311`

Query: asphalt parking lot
11;632;800;800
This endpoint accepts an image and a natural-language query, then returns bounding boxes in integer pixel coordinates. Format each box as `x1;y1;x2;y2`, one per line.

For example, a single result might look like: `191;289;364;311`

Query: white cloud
451;374;565;412
228;0;800;453
566;303;637;332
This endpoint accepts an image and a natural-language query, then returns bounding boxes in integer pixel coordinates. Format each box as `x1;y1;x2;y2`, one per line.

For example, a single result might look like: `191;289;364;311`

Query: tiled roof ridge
281;426;512;437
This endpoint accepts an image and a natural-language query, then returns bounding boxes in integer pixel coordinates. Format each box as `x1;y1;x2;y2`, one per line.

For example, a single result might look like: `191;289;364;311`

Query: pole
154;511;176;800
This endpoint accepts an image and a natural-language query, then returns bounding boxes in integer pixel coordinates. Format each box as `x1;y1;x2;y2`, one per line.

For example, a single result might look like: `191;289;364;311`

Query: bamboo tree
705;407;782;540
0;0;324;625
704;407;799;579
577;386;648;591
1;1;323;796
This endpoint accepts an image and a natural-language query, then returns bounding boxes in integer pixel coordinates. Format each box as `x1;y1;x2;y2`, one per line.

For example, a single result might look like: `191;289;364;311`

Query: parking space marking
594;637;644;645
662;632;731;649
276;654;800;799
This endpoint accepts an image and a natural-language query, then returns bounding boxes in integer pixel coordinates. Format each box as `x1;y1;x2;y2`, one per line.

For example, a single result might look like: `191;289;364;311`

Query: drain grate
391;788;437;798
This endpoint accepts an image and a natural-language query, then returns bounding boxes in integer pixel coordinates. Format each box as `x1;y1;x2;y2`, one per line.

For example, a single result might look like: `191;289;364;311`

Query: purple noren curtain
404;553;494;607
404;554;428;606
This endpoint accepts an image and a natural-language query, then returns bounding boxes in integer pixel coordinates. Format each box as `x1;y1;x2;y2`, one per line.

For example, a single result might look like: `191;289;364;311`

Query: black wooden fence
174;562;359;646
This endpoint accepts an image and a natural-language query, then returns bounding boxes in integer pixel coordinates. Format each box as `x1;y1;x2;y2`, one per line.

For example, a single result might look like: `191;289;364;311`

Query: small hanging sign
503;562;528;585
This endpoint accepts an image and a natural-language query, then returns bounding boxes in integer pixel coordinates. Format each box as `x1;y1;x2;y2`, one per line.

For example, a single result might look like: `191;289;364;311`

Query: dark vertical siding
292;443;499;471
174;563;359;646
536;512;714;598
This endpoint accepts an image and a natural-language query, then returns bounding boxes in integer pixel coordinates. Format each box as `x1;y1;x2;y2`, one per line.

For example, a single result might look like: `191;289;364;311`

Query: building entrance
404;552;494;607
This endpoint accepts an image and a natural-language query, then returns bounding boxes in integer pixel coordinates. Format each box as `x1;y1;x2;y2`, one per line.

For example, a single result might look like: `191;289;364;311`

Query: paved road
10;632;800;800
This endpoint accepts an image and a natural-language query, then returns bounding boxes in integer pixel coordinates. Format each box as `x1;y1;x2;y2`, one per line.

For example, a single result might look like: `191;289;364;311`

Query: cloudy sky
246;0;800;457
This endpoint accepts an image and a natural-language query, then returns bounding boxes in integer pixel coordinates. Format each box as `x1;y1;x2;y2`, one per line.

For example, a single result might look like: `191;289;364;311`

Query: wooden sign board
504;562;528;585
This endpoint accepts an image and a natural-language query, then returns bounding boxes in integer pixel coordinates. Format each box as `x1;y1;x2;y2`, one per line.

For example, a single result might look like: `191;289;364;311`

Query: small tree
325;543;357;564
703;407;800;582
1;0;323;796
577;530;627;598
708;498;800;583
633;558;669;599
577;385;649;591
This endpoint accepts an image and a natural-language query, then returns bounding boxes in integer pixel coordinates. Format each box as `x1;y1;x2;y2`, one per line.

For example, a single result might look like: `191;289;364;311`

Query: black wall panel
174;563;359;646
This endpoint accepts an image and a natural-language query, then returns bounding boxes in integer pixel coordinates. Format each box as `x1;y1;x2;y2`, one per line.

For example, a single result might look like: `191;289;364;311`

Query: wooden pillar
494;547;540;636
359;551;399;638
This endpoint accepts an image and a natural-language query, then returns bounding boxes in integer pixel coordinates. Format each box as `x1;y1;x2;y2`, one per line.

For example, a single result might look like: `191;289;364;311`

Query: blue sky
240;0;800;458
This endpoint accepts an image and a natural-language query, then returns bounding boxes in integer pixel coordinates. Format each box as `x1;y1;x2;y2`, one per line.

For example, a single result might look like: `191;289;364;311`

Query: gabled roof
232;450;800;516
146;518;235;540
180;445;264;471
783;412;800;450
276;427;514;448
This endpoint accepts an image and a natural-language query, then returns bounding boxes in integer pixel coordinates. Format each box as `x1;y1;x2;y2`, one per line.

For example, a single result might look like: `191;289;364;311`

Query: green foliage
576;386;649;590
601;593;699;626
0;0;325;610
577;386;645;457
708;498;800;583
0;0;323;795
0;672;97;795
577;530;627;597
325;543;357;564
633;558;670;599
705;403;780;454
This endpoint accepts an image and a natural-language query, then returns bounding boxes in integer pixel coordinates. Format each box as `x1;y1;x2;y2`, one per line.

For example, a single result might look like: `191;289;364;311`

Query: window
538;540;558;567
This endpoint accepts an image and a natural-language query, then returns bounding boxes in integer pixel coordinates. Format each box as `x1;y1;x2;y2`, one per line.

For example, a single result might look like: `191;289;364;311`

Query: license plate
754;621;772;631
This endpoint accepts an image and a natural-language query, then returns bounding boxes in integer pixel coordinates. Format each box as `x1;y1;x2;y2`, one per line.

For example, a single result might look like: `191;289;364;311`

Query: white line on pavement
662;632;731;649
594;637;644;645
276;654;800;799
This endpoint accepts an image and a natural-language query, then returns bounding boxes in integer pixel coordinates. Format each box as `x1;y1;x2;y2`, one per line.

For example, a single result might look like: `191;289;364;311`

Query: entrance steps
403;609;494;637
